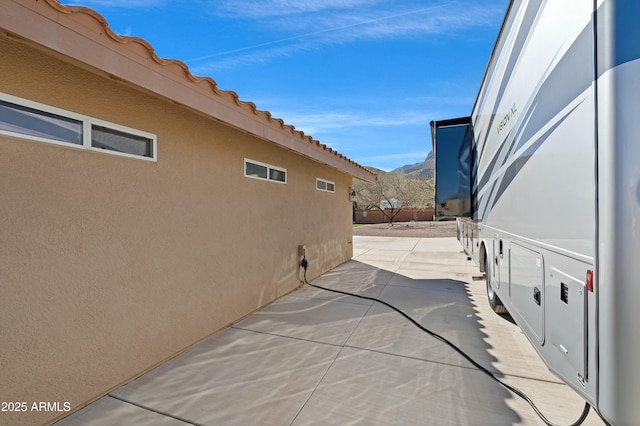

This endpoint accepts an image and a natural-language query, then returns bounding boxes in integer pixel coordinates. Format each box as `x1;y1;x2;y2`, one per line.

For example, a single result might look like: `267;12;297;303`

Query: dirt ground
352;221;458;238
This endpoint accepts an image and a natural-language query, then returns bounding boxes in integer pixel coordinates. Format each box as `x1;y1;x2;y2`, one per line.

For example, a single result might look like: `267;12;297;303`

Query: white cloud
190;45;298;73
188;1;504;70
268;3;494;42
210;0;376;19
266;109;428;135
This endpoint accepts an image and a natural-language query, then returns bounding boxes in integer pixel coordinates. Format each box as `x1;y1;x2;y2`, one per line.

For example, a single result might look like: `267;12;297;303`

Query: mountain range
388;150;434;179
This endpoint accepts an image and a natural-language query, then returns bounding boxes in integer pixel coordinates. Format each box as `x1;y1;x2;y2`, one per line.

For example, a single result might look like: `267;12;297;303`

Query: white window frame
316;178;335;193
0;92;157;161
244;158;287;184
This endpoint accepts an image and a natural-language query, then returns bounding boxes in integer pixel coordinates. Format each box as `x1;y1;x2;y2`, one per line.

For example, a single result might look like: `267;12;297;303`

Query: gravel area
352;221;457;238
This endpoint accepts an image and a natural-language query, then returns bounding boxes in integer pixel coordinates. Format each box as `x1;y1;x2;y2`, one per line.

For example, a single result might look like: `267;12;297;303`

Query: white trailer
431;1;640;424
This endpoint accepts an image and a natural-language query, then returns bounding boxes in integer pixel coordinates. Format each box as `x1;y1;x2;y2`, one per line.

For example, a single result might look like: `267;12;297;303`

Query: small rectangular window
316;178;335;193
245;161;268;179
244;159;286;183
0;93;157;161
0;100;83;145
270;168;286;182
92;124;153;158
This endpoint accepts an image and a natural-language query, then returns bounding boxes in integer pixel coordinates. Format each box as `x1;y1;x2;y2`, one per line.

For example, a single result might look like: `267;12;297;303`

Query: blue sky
68;0;508;171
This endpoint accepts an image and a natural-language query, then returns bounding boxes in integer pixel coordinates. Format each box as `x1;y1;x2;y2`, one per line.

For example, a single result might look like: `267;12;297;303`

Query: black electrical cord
301;257;591;426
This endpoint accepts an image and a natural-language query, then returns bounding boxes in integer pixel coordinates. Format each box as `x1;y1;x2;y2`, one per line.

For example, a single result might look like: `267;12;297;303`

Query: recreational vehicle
431;1;640;424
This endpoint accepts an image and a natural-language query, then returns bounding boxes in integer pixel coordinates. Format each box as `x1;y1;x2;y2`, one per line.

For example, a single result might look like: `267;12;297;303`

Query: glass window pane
326;182;335;192
433;122;471;218
317;180;326;190
246;161;268;179
91;125;153;158
0;100;82;145
269;168;286;182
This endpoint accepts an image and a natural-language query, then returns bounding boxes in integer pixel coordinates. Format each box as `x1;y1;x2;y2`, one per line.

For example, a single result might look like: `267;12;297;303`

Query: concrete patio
55;236;605;425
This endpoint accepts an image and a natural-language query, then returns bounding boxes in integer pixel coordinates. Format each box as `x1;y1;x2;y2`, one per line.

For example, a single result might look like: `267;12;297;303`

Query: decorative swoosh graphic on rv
477;18;594;221
479;103;581;219
477;0;543;161
478;21;593;195
514;25;593;154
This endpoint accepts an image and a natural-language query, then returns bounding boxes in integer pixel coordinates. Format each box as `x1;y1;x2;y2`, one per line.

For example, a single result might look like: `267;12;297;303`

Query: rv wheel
485;257;508;314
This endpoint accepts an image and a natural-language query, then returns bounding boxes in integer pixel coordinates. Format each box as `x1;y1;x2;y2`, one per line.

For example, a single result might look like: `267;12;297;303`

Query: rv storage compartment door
509;243;544;345
548;267;586;383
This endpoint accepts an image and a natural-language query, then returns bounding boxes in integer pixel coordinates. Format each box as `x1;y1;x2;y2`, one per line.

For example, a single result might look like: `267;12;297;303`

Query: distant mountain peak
390;151;434;179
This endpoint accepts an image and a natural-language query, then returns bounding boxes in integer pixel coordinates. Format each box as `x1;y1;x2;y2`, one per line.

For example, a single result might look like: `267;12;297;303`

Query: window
0;92;156;161
269;168;286;183
316;178;335;193
244;159;286;183
245;161;268;179
0;100;83;145
91;124;153;158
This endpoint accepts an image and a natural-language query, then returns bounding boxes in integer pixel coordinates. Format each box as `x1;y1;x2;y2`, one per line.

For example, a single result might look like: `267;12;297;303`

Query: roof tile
37;0;376;180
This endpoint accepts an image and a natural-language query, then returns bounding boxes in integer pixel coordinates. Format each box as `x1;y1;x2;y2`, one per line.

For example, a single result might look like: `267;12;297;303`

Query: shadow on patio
56;237;603;426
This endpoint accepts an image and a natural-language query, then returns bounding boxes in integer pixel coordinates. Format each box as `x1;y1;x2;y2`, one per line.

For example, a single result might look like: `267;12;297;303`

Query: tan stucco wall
0;34;353;425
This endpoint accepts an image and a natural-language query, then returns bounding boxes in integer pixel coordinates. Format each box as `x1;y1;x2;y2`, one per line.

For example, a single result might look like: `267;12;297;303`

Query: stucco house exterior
0;1;376;424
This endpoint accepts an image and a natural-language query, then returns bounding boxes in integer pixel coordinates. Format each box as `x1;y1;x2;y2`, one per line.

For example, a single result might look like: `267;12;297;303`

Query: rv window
432;121;472;218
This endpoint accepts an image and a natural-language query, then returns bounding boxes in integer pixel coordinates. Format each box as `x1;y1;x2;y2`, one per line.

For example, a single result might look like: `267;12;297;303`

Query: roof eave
0;0;377;182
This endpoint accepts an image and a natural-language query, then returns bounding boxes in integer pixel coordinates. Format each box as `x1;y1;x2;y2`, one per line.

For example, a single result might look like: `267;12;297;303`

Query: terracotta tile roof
23;0;377;181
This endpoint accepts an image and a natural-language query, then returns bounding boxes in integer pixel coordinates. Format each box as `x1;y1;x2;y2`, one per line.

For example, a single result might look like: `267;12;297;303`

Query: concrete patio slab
351;236;421;251
412;237;464;252
291;346;511;426
112;328;340;426
55;236;605;426
53;395;185;426
232;294;371;346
